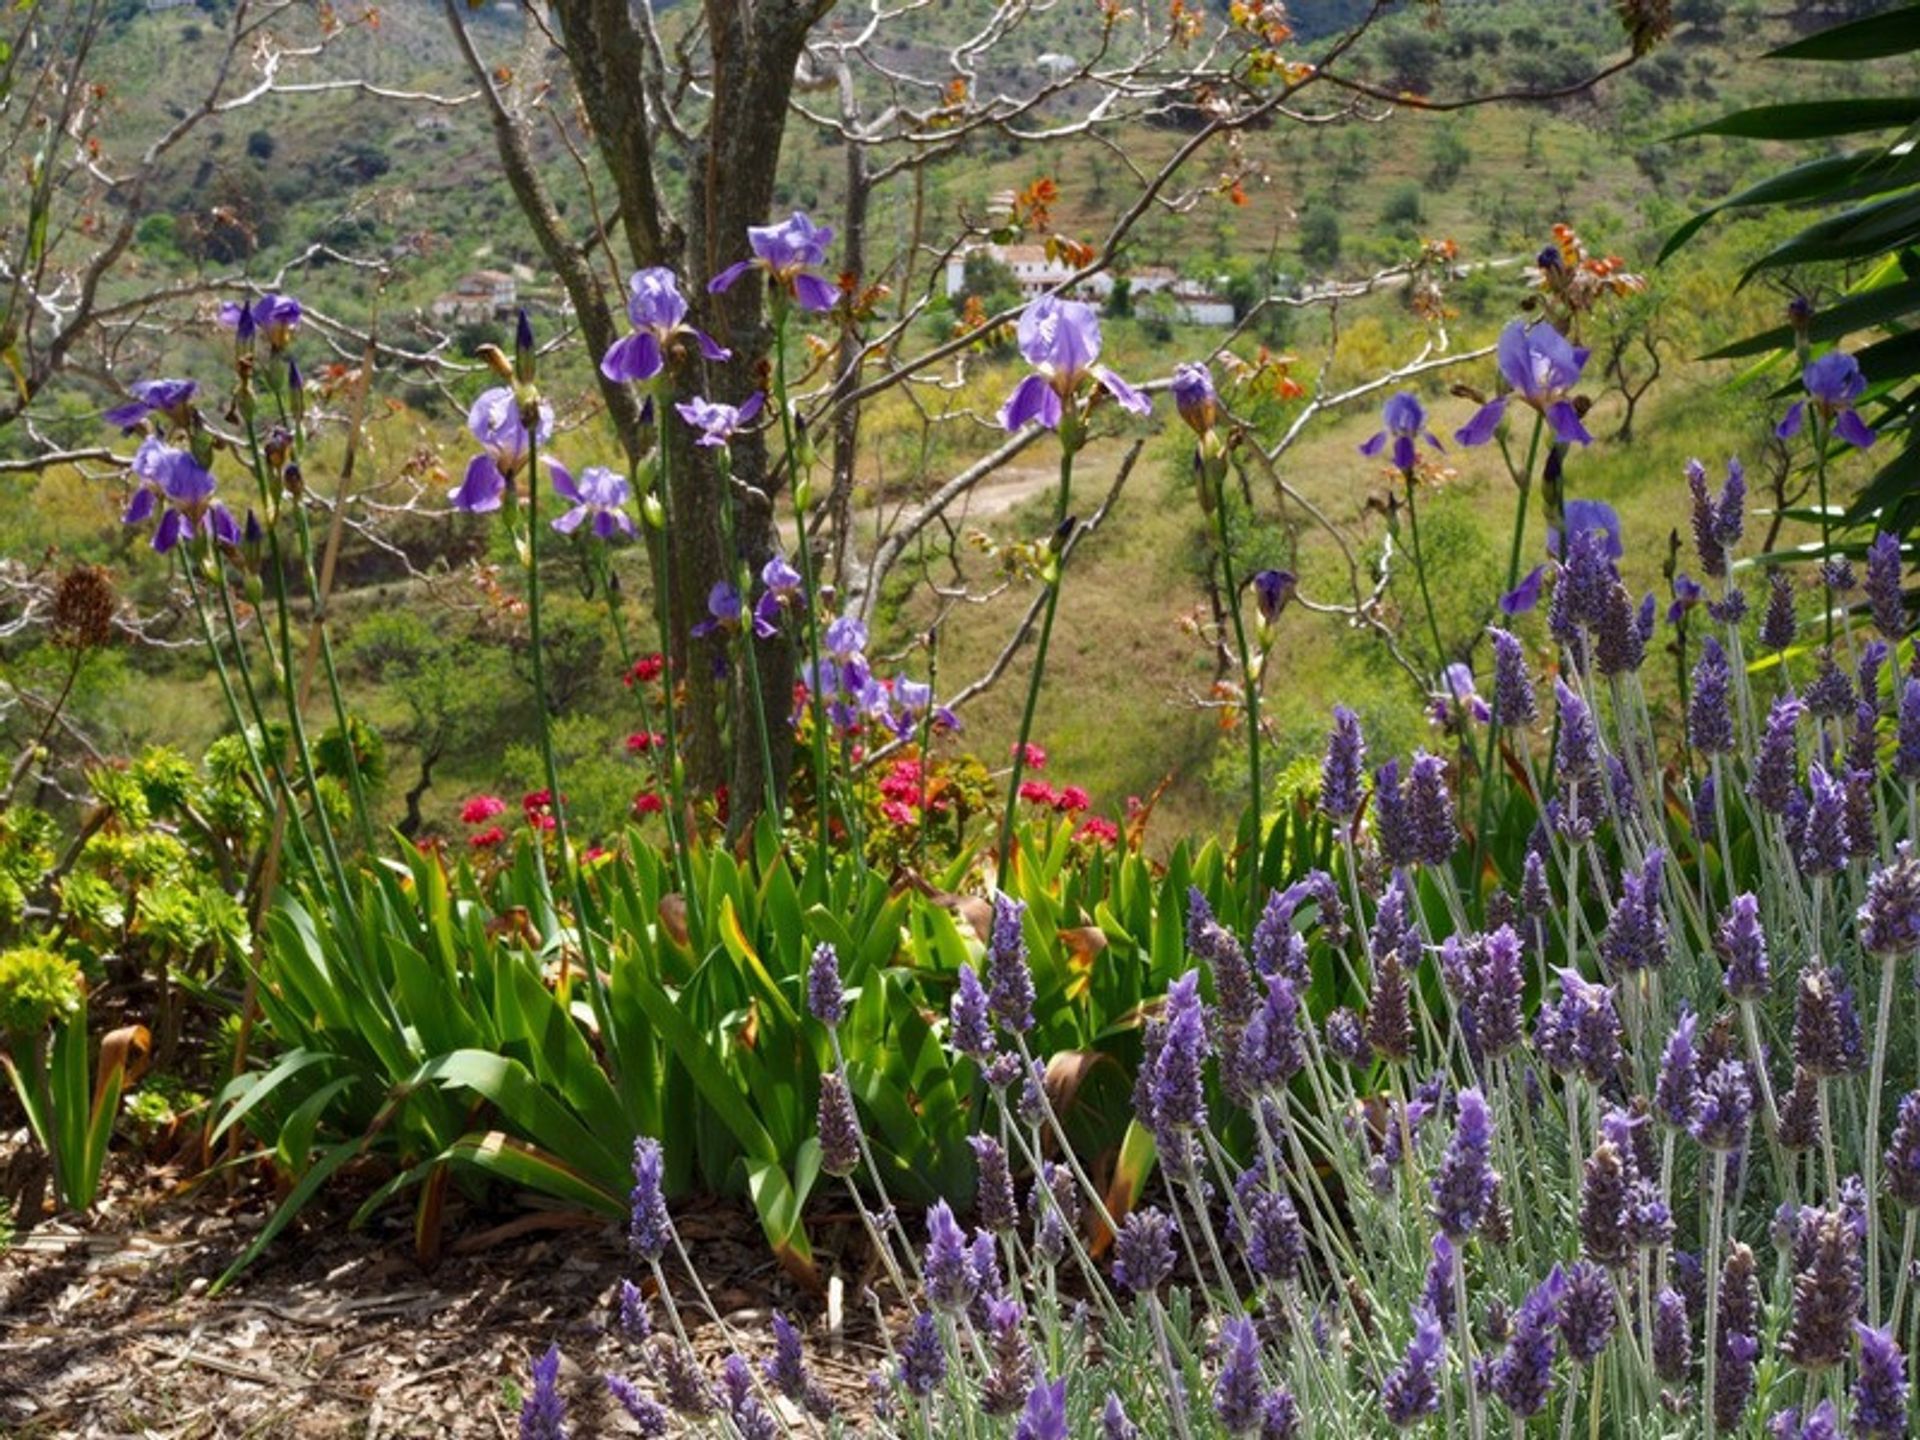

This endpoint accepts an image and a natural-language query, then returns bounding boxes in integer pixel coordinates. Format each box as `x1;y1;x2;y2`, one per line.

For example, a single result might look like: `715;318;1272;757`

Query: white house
429;270;519;326
944;243;1235;326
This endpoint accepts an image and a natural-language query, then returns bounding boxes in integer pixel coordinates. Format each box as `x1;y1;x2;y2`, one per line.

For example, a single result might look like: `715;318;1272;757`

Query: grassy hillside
5;0;1897;848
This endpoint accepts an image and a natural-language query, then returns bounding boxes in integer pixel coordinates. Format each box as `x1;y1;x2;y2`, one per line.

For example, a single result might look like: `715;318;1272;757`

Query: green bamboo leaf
1675;97;1920;142
1767;5;1920;62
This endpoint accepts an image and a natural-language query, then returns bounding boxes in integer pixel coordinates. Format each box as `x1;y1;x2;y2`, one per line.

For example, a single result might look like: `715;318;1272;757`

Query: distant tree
1379;30;1441;92
1425;124;1470;190
245;128;275;161
1300;204;1342;270
1381;183;1426;231
1104;276;1133;319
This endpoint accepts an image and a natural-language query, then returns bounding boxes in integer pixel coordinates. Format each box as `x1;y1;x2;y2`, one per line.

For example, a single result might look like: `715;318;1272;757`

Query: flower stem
995;440;1075;892
1210;485;1263;910
1703;1152;1728;1440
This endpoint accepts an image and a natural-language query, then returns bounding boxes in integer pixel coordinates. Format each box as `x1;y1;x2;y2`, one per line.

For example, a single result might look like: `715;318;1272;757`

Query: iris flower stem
1473;415;1543;889
1867;950;1898;1322
645;376;701;932
1402;471;1448;676
995;439;1075;893
521;403;622;1087
1210;484;1263;910
771;308;839;885
1813;407;1834;645
710;448;782;829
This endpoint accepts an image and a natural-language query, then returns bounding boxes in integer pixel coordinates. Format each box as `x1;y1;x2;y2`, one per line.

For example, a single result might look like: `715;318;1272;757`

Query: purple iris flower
675;393;765;448
220;293;302;349
601;267;731;383
999;296;1151;433
1171;361;1218;434
104;378;198;432
1433;663;1491;725
1776;351;1876;449
1456;319;1591;447
124;438;238;553
548;461;634;539
1360;391;1443;473
691;581;743;638
887;675;960;738
752;554;805;638
1251;569;1297;627
450;386;555;513
1667;573;1703;625
1501;563;1546;616
1550;499;1624;561
709;212;838;313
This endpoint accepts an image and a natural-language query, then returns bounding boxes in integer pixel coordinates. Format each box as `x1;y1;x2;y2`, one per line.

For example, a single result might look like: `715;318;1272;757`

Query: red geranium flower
624;654;665;687
1018;780;1058;807
1054;785;1090;814
1076;816;1120;844
461;794;507;825
625;731;666;755
879;800;915;827
470;824;508;848
632;790;665;817
1013;742;1048;770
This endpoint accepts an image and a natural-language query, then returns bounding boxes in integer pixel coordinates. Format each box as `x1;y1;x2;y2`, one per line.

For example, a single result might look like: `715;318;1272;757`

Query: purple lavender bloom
1361;391;1443;473
1474;926;1526;1059
1405;751;1459;865
1500;563;1546;616
1805;649;1855;720
1867;532;1907;640
1491;1267;1567;1419
1102;1393;1140;1440
1324;1007;1372;1066
676;392;765;448
1559;1260;1617;1365
1687;458;1726;577
1111;1207;1176;1293
1761;569;1799;651
1431;1087;1497;1239
519;1345;569;1440
1487;627;1538;728
1421;1234;1456;1333
1321;706;1366;822
1900;680;1920;783
764;1312;811;1403
1259;1387;1301;1440
1380;1307;1445;1427
1014;1376;1068;1440
1655;1008;1700;1131
1690;636;1735;754
628;1137;671;1263
1852;1322;1909;1438
1884;1091;1920;1209
709;212;838;312
986;895;1035;1034
1717;892;1771;1000
601;267;730;382
1861;844;1920;956
1793;965;1860;1078
721;1354;777;1440
999;296;1149;431
950;965;996;1060
1552;680;1602;839
604;1375;667;1436
817;1071;861;1177
1242;1182;1305;1284
1579;1139;1633;1269
616;1279;650;1345
806;943;844;1026
1213;1317;1265;1434
969;1134;1018;1233
1143;970;1210;1135
1599;848;1669;975
751;554;805;639
1692;770;1719;843
1242;975;1306;1091
1799;763;1850;876
123;439;237;552
1777;351;1876;449
1594;580;1646;676
924;1201;977;1312
546;461;633;539
898;1312;946;1397
1782;1205;1864;1372
1555;968;1624;1085
1372;758;1415;867
1690;1058;1753;1151
450;387;555;513
1456;319;1591;446
1652;1288;1691;1384
1750;697;1806;814
104;377;198;431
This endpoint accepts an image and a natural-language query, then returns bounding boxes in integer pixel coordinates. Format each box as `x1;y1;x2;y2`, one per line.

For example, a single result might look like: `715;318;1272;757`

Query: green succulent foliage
130;746;200;817
1665;2;1920;537
0;807;57;929
0;946;83;1035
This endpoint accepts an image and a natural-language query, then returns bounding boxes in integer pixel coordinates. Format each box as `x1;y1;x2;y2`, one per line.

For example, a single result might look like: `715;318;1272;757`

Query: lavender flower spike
806;942;845;1027
1431;1087;1497;1239
1487;627;1538;728
1014;1376;1069;1440
1000;296;1150;432
1860;844;1920;957
628;1137;672;1262
1214;1317;1265;1435
1380;1307;1445;1427
817;1072;862;1178
1866;532;1907;641
1491;1266;1567;1419
519;1345;569;1440
1851;1321;1909;1438
986;894;1036;1034
1320;705;1366;821
1111;1207;1176;1293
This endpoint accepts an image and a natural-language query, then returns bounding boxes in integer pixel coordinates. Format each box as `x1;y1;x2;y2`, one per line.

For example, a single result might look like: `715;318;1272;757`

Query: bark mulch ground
0;1147;890;1437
